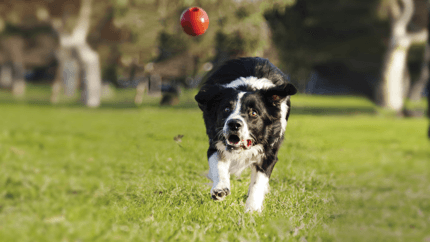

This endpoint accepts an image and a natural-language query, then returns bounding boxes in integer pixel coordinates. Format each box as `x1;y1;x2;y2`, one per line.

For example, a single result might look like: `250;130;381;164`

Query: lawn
0;85;429;241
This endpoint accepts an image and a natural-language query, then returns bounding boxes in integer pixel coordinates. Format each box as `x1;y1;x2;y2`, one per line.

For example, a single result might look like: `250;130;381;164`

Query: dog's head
195;83;297;152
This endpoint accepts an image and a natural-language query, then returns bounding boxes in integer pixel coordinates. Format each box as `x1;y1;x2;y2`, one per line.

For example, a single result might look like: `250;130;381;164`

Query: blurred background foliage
0;0;428;113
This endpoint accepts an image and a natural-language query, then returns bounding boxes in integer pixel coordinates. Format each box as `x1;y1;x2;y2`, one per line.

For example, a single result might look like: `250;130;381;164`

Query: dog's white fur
208;79;278;212
246;166;269;212
222;76;275;90
223;92;250;140
208;152;231;200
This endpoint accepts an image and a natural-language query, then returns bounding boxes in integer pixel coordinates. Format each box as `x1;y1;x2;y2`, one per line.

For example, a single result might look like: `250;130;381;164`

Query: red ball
180;7;209;36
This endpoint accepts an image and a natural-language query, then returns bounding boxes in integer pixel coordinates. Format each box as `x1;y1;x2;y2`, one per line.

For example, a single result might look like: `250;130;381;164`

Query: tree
0;0;103;107
0;36;25;96
376;0;428;113
49;0;102;107
0;1;32;97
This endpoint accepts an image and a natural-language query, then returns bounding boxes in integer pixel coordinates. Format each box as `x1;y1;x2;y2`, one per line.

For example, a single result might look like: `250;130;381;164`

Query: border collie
195;57;297;212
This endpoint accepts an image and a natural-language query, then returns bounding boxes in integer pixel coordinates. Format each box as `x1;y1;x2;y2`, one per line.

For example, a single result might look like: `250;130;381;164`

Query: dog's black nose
228;119;242;131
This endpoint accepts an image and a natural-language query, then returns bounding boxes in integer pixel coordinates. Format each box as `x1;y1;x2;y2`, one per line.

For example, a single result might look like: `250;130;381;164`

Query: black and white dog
195;57;297;212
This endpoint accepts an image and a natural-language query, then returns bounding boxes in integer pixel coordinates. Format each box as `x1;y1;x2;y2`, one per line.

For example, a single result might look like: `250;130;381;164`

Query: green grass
0;85;429;241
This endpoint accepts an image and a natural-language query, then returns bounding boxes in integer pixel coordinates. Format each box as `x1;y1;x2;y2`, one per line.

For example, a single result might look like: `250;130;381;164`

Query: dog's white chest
216;141;264;176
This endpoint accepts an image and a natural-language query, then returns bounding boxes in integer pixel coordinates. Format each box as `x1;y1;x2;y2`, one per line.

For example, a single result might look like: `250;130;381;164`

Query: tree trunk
51;49;65;103
12;63;26;97
63;51;80;97
2;36;26;97
77;44;101;107
11;41;26;97
376;0;428;113
51;0;101;107
51;47;81;103
0;64;13;89
135;77;148;105
378;43;409;111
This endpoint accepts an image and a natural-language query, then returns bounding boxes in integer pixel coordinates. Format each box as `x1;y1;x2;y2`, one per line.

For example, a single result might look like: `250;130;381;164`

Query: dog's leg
247;164;257;197
208;152;231;201
245;165;269;212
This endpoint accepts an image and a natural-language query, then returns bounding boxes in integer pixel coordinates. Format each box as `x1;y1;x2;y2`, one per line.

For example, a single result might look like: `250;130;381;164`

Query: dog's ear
261;83;297;106
195;85;224;111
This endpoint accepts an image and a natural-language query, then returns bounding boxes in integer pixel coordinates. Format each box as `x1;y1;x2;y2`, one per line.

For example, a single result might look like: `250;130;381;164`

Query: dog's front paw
245;205;262;213
245;198;263;213
211;188;230;201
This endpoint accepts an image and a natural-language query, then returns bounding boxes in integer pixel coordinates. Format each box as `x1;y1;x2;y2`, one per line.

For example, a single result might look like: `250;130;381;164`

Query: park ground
0;85;429;241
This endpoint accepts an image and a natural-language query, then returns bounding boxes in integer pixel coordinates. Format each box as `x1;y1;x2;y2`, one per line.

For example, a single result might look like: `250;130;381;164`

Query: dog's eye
224;107;231;112
250;110;258;117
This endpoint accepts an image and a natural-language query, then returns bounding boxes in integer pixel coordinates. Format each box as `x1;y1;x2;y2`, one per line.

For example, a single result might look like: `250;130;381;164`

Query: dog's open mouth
226;135;253;150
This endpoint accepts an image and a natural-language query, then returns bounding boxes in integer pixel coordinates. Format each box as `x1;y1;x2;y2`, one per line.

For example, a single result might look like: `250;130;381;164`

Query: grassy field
0;85;429;241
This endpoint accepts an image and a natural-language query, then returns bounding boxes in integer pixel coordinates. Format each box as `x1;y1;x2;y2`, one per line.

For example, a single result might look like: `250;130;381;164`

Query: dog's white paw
245;198;263;213
210;187;230;201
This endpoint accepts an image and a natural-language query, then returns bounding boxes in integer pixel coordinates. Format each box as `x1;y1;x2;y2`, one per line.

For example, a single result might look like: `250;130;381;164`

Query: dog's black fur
195;57;297;211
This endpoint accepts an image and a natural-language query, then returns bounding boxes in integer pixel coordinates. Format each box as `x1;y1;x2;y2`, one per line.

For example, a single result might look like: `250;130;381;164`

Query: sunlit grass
0;85;429;241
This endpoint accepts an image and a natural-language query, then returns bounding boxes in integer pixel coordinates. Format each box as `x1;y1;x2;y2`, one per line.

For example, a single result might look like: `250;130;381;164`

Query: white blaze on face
223;92;249;138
